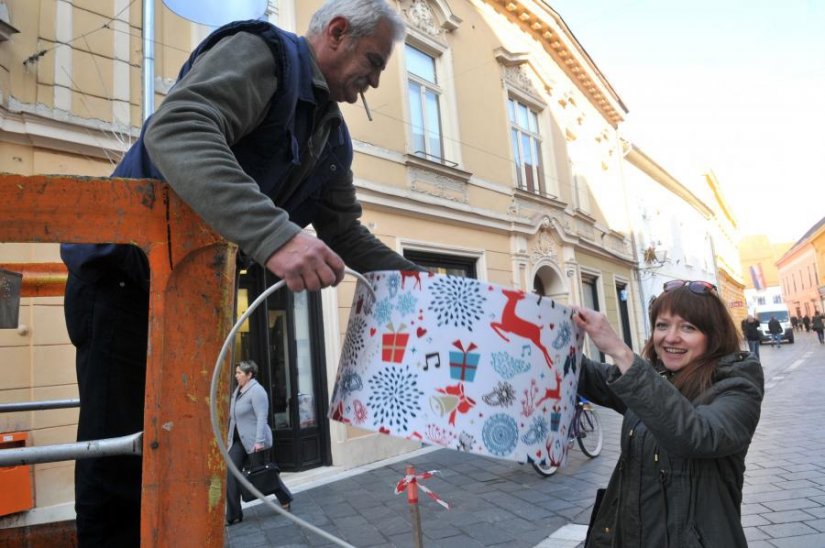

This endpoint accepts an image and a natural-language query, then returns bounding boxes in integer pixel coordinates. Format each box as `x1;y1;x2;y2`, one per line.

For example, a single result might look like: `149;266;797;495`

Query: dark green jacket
579;352;764;547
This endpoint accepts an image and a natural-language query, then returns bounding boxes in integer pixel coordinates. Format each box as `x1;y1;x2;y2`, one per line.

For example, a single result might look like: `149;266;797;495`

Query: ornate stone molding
409;167;468;203
404;0;442;36
504;65;539;98
406;154;471;203
530;229;561;264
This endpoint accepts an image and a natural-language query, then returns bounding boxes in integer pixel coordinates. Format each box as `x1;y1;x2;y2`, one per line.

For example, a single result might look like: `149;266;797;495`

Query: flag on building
749;264;766;290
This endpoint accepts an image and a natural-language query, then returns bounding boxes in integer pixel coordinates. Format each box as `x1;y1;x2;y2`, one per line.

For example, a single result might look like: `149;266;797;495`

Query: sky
548;0;825;243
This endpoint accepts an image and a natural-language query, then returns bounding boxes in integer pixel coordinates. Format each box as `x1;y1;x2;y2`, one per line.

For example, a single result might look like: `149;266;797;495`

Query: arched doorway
532;263;567;303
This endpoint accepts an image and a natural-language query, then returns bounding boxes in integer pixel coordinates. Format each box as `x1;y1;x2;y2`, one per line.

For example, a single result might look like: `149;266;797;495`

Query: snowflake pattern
367;365;423;431
396;292;418;317
388;272;401;298
428;277;486;331
374;298;393;325
551;320;572;350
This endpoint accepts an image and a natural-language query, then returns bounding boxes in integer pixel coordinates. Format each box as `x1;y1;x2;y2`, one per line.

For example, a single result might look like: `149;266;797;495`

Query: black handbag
240;450;292;504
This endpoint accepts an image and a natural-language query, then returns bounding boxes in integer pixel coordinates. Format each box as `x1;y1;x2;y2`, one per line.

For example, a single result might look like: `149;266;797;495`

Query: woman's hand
252;443;265;452
573;306;635;373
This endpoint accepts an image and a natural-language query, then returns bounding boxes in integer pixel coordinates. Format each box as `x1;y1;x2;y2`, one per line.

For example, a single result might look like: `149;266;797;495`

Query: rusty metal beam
0;174;234;547
0;263;67;297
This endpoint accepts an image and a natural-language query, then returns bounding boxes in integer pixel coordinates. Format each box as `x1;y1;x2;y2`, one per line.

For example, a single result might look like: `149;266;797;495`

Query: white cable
210;268;375;548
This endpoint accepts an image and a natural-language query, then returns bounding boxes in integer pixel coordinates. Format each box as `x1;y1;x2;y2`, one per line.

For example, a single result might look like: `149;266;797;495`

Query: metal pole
143;0;155;120
406;464;424;548
0;399;80;412
0;432;143;467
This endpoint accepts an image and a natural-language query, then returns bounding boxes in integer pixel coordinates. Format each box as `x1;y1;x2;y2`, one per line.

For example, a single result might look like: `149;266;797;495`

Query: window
404;250;476;278
508;98;545;195
581;275;605;361
773;295;783;304
756;296;766;305
406;44;443;161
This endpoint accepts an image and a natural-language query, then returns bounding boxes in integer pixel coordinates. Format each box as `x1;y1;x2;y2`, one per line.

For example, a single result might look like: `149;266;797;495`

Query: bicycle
532;394;603;477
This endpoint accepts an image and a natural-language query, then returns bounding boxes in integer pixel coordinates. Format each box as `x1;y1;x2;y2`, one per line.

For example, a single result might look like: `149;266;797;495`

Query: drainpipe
143;0;155;120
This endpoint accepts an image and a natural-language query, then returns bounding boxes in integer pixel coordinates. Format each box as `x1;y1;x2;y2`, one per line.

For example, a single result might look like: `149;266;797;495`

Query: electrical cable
210;268;375;547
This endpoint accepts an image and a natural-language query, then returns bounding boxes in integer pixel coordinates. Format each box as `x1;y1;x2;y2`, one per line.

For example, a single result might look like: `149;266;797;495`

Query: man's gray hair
237;360;259;377
307;0;406;41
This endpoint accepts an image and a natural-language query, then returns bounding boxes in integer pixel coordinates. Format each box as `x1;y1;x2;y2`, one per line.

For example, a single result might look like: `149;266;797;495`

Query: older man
61;1;417;545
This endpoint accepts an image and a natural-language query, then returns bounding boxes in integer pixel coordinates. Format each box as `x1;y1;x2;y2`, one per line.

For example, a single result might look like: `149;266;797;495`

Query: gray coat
580;351;764;547
227;378;273;453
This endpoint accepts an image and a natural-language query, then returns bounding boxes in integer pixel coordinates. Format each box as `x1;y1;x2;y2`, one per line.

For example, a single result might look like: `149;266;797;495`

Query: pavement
226;331;825;547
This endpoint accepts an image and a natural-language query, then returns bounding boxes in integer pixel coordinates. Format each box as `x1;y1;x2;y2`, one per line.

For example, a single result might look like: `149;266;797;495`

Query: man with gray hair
61;1;418;545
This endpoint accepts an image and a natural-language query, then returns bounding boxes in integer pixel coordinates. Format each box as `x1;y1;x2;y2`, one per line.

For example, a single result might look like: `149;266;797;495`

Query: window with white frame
508;98;545;196
406;44;443;161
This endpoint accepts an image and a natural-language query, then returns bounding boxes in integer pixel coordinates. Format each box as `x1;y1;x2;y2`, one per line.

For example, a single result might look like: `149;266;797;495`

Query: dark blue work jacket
60;20;352;290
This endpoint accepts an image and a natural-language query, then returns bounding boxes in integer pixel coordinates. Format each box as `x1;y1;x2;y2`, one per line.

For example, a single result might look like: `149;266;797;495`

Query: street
226;331;825;547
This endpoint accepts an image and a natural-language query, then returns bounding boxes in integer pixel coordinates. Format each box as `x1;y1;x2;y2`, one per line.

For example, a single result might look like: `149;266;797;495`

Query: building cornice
0;98;135;161
481;0;627;127
623;141;713;219
704;171;737;229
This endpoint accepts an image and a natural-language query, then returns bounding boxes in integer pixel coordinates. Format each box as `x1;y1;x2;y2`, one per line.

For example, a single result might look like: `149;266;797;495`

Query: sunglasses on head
662;280;718;296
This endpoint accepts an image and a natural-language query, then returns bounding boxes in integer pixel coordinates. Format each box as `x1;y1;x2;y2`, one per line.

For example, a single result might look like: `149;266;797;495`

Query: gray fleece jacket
143;31;417;273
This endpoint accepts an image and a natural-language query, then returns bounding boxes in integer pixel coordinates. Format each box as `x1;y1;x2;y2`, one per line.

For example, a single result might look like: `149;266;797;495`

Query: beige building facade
0;0;645;527
776;217;825;318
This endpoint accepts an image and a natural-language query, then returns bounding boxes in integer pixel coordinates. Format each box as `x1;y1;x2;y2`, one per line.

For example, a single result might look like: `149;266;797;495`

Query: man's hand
265;232;345;292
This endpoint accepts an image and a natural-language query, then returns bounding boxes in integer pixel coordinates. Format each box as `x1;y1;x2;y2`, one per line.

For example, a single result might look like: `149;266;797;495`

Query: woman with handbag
574;280;764;547
226;360;291;525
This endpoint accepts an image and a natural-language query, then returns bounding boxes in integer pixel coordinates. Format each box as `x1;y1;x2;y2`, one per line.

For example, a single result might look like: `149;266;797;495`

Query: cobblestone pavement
226;331;825;547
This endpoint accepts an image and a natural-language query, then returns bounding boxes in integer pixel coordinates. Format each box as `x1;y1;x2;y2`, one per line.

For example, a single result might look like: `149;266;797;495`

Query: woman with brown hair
574;280;764;547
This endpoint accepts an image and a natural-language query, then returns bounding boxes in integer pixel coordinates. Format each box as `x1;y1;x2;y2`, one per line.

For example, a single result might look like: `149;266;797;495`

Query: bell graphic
430;393;460;417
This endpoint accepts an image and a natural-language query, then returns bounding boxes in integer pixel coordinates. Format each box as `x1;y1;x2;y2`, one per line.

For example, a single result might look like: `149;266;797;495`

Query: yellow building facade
776;217;825;318
0;0;642;527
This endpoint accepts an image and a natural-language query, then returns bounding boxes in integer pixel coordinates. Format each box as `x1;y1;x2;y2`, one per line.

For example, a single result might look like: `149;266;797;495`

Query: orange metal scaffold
0;174;235;546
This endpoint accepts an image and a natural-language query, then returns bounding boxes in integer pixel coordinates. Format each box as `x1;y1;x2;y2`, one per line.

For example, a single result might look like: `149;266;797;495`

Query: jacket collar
297;36;343;125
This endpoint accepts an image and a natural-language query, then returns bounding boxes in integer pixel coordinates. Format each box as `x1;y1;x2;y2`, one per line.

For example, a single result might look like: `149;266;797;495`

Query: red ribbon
436;382;476;425
394;470;450;510
452;339;478;353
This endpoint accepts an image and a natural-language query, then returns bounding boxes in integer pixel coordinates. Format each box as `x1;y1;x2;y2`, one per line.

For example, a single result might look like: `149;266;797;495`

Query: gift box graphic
449;340;480;382
381;322;409;363
550;403;562;432
330;271;583;468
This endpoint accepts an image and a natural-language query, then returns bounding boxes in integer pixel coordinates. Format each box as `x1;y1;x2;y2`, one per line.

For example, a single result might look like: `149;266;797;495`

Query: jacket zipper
656;447;670;548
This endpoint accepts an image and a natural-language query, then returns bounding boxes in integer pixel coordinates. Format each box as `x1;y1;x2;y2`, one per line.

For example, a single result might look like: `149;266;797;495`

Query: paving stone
758;522;819;537
769;533;825;548
763;498;822;512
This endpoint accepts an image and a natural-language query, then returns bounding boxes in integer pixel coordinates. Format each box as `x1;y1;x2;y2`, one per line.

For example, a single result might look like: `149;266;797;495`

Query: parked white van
754;303;794;344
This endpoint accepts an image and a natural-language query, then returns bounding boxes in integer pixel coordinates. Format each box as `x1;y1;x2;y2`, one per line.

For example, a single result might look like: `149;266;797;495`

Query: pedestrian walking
768;316;783;347
742;314;761;358
812;311;824;344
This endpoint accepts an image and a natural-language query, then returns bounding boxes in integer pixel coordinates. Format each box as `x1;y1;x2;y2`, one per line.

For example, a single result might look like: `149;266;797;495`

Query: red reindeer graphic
400;270;422;290
491;289;554;368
